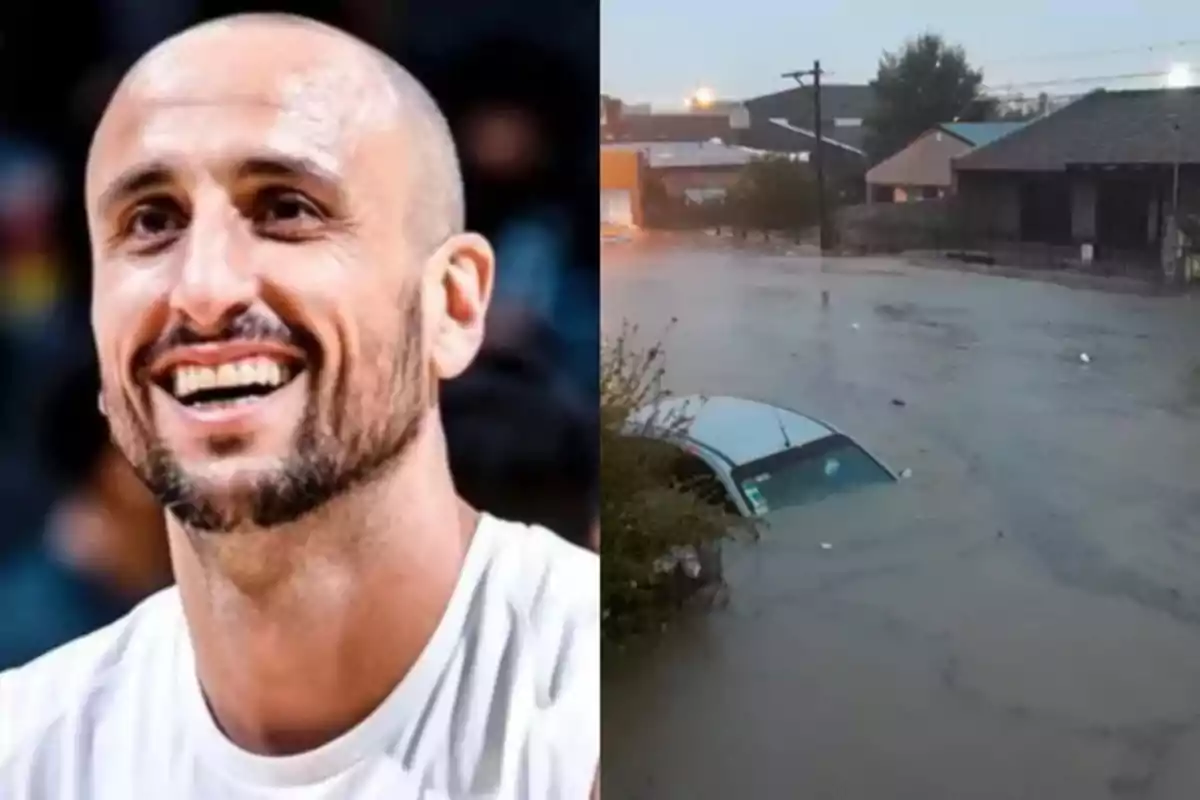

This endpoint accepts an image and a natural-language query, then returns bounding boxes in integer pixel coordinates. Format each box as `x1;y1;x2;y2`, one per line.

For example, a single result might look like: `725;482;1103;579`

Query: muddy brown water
602;246;1200;799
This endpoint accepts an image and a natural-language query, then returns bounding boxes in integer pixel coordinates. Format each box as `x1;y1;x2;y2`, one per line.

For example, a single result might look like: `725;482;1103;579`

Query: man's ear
426;232;495;381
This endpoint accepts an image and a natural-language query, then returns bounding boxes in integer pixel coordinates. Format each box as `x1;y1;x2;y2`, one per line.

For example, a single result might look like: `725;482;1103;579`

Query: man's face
86;27;439;532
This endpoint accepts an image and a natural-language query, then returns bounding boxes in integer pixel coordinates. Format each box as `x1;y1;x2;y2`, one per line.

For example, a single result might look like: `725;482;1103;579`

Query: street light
688;86;716;109
1167;63;1193;89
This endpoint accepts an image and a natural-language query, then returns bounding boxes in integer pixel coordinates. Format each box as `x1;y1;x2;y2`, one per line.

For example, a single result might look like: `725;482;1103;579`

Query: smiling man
0;13;598;800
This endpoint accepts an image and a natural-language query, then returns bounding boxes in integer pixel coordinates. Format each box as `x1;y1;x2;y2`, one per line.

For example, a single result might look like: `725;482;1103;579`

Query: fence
834;198;1163;279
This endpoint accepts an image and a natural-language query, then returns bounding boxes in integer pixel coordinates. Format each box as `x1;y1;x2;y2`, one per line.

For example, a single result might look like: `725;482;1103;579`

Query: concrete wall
656;167;742;199
836;199;959;251
955;172;1020;238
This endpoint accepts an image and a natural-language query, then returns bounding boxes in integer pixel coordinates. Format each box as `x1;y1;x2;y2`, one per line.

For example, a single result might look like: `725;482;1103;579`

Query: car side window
669;451;740;515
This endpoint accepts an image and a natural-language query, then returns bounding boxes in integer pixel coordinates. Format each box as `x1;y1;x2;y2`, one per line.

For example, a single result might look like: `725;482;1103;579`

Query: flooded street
602;244;1200;799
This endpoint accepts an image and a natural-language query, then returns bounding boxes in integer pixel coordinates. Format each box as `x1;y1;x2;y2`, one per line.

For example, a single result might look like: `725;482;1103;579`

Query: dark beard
123;293;426;534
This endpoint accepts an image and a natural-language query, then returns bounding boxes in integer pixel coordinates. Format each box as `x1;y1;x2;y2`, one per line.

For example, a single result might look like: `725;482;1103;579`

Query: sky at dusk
601;0;1200;108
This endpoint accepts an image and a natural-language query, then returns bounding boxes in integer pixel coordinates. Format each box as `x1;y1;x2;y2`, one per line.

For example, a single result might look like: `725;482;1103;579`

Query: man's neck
169;423;477;756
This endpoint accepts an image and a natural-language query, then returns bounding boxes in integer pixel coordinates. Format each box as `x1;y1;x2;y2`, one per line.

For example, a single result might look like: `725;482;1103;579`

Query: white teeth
170;357;292;402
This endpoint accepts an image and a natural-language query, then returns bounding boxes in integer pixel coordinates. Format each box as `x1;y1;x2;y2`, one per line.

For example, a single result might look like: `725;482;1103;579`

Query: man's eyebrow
95;153;346;215
236;154;343;191
96;163;174;215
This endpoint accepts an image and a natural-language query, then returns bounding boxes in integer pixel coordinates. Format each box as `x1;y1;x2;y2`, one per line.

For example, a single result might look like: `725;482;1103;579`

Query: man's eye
126;202;184;239
257;190;322;227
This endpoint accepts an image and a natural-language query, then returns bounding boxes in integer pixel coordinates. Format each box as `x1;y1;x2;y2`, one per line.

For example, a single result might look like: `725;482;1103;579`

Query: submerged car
627;394;898;519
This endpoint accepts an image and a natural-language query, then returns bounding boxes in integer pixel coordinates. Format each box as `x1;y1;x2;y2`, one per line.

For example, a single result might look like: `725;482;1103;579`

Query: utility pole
782;60;828;252
1173;119;1183;284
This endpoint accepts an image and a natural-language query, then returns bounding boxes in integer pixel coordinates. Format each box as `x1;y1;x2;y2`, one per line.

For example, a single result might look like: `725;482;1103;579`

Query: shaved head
90;12;464;251
85;13;493;536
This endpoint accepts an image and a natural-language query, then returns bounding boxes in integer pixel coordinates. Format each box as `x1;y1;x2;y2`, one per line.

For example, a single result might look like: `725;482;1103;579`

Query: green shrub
600;322;748;643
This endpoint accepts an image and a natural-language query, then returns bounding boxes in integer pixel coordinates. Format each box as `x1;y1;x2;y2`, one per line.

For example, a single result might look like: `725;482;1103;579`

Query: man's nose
168;216;257;335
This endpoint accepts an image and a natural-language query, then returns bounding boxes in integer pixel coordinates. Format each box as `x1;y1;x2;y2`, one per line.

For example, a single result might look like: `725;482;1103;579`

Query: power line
797;37;1200;93
984;69;1168;92
979;38;1200;69
948;68;1173;120
987;90;1086;102
755;43;1194;114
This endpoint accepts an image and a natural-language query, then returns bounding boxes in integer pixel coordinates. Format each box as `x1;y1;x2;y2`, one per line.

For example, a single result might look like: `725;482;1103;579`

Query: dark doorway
1019;175;1071;244
1096;177;1154;250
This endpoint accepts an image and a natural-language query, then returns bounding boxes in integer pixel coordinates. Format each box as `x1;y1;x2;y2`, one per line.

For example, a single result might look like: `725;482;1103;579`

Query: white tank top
0;514;599;798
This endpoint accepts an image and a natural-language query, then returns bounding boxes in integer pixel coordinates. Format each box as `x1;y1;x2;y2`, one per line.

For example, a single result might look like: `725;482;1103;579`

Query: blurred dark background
0;0;598;667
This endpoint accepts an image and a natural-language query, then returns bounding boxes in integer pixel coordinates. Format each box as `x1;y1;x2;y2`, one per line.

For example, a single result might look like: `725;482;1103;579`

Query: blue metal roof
939;121;1027;147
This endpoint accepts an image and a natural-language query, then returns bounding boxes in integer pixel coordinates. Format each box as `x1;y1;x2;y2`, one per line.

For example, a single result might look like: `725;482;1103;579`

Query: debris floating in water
891;398;906;407
900;468;914;479
820;542;833;550
1079;353;1091;364
851;322;861;330
652;545;702;578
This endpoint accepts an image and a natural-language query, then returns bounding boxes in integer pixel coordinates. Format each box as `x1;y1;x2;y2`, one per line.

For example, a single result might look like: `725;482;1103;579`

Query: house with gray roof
601;140;775;203
741;84;876;201
743;84;876;152
952;88;1200;268
866;121;1026;203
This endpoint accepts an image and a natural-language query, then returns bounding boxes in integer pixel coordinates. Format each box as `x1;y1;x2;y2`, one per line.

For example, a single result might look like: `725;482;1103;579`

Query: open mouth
157;355;306;409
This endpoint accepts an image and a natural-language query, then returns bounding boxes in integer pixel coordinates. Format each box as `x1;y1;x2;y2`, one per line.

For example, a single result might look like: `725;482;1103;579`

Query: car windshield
729;433;894;515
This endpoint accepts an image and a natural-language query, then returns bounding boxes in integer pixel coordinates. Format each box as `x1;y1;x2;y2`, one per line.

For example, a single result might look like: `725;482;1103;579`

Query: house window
684;188;727;204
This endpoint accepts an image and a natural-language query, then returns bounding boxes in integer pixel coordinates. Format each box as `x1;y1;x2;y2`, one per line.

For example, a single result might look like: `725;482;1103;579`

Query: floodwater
602;243;1200;799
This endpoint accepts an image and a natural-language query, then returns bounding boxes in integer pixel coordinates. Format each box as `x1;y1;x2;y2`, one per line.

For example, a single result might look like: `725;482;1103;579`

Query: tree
864;32;993;164
640;170;673;228
727;155;818;240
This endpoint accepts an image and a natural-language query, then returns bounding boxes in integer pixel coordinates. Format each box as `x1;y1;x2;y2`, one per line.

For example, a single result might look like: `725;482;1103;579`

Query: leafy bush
600;322;747;642
728;154;819;239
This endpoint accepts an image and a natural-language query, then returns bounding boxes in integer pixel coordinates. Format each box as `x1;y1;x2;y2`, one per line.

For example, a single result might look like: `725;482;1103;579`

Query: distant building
600;95;748;144
600;146;644;231
740;84;876;201
603;140;761;204
954;87;1200;273
599;95;758;225
866;122;1026;203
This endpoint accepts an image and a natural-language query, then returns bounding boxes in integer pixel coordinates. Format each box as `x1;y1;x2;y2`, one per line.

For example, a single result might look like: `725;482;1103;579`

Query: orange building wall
600;149;643;228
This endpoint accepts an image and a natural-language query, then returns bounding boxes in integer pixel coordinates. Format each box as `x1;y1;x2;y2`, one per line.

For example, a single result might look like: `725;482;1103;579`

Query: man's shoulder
0;587;182;765
478;514;598;628
471;517;600;796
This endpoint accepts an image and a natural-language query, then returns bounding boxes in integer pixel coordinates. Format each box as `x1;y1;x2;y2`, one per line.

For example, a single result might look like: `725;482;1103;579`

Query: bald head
85;13;495;536
89;12;464;248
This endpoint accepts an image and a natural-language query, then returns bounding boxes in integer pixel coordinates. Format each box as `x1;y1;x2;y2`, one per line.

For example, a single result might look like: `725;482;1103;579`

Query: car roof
629;394;836;467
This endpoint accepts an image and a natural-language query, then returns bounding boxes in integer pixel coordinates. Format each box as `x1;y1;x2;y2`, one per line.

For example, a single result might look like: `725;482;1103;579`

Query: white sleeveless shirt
0;514;599;798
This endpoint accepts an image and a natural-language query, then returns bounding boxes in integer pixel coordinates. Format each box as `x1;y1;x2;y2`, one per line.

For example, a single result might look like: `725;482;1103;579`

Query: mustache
139;311;309;368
